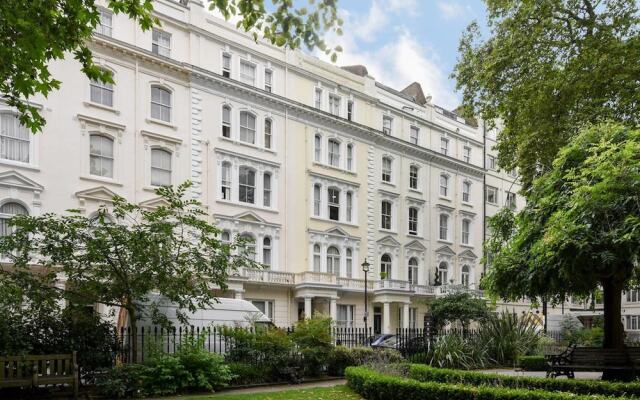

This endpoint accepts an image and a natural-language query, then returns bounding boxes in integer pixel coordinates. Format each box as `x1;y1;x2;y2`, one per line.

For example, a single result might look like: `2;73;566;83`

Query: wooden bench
0;353;78;398
546;346;636;379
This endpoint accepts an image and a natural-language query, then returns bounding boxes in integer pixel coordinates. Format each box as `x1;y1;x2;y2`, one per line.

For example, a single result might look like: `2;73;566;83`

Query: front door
374;306;382;334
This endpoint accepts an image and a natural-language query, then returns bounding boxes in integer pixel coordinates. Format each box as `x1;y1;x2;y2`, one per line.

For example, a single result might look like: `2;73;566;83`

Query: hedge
408;364;640;397
346;366;627;400
518;355;546;371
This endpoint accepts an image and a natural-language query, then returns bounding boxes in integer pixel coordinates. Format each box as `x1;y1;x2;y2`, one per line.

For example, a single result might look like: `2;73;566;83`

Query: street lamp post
362;259;370;342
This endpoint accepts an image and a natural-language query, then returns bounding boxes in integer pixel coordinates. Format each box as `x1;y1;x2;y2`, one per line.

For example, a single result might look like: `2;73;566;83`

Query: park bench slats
0;352;78;398
546;346;640;379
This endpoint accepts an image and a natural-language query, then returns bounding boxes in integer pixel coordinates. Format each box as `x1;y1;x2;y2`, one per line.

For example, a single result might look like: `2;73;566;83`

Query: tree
453;0;640;189
483;123;640;379
428;292;490;333
0;182;254;362
1;0;342;133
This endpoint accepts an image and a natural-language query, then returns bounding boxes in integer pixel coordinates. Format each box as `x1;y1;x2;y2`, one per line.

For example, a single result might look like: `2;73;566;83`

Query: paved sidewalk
480;369;602;380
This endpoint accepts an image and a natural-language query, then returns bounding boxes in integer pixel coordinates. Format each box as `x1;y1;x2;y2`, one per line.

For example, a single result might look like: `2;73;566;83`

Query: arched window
314;134;322;162
439;214;449;241
313;184;321;216
0;113;30;163
313;244;321;272
380;254;392;279
461;265;470;287
409;165;418;190
239;111;256;144
462;181;471;202
347;144;354;171
381;157;392;182
240;233;255;260
327;246;340;275
222;105;231;138
264;118;272;149
328;139;340;167
151;86;171;122
408;258;418;285
89;134;114;178
263;173;272;207
239;167;256;204
0;202;28;236
408;207;418;236
346;191;353;222
150;148;172;187
328;187;340;221
461;219;471;245
263;237;272;267
346;248;353;278
438;262;448;285
381;200;392;230
439;174;449;197
221;162;231;200
90;72;114;107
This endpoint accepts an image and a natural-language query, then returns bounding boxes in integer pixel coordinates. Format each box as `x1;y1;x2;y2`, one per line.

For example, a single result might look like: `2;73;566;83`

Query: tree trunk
601;277;629;381
127;302;138;364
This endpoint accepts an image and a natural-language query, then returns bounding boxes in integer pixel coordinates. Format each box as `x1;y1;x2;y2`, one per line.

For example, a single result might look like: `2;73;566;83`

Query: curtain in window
1;114;30;163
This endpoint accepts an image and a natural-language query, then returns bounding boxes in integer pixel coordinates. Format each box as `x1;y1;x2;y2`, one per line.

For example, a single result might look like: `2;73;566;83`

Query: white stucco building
2;0;634;334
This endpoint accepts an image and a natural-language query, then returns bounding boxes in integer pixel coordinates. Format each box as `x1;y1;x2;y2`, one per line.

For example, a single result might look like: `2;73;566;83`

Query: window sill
378;228;397;235
437;239;453;245
83;101;120;115
146;118;178;130
438;196;452;202
80;175;123;186
486;202;498;206
380;180;395;187
407;234;424;240
0;159;40;171
408;188;422;195
220;136;276;154
310;215;358;227
312;161;356;176
216;198;279;214
461;201;473;207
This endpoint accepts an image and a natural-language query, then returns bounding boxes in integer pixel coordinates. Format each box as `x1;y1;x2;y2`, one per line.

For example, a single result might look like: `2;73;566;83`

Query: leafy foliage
518;355;546;371
478;311;540;367
428;292;490;331
327;346;404;376
419;333;488;370
1;0;341;133
453;0;640;189
290;314;333;376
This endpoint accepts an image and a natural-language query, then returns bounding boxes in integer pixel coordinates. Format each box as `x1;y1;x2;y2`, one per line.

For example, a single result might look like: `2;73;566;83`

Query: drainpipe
482;120;487;277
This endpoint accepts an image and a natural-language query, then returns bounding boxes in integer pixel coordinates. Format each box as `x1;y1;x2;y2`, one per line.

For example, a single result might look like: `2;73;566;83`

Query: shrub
346;366;627;400
227;362;270;385
407;364;640;397
327;346;404;376
420;333;488;370
478;311;540;366
96;364;153;398
518;355;546;371
174;334;233;391
291;314;333;376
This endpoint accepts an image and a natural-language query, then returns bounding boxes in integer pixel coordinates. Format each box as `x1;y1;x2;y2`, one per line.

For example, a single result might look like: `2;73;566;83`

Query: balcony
412;284;435;296
375;279;413;292
337;276;374;291
232;267;295;285
295;271;338;285
434;284;483;298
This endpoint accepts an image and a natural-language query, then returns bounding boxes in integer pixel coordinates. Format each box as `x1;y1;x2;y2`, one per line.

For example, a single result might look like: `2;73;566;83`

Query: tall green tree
428;292;490;333
453;0;640;189
0;182;254;362
0;0;341;133
484;123;640;379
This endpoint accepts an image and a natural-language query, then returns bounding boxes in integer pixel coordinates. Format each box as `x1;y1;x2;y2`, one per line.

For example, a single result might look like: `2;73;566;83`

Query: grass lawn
165;385;362;400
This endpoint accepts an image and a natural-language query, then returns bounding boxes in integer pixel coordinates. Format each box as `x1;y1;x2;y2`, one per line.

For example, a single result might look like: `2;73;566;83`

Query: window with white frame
328;187;340;221
410;126;419;145
328;139;340;167
463;146;471;163
347;100;354;121
221;230;231;244
222;53;231;78
408;207;418;236
150;148;172;187
409;307;417;329
381;200;392;230
314;134;322;162
627;315;640;330
0;113;30;163
239;61;256;86
264;69;273;92
96;8;113;36
439;174;449;197
313;184;321;216
439;214;449;241
89;134;114;178
409;165;418;190
337;305;355;327
438;262;448;285
251;300;274;320
152;29;171;57
381;157;392;183
262;237;272;267
90;74;114;107
486;155;496;170
329;94;341;116
382;116;392;135
408;258;418;285
461;265;470;287
314;88;323;109
506;192;517;210
150;86;171;122
264;118;272;149
380;254;392;279
461;219;471;245
440;137;449;155
346;248;353;278
327;246;340;275
222;105;231;138
462;181;471;202
240;233;256;260
0;202;28;237
347;144;354;171
346;191;353;222
486;186;498;204
221;162;231;200
263;173;272;207
239;112;256;144
313;244;321;272
627;290;640;303
239;167;256;204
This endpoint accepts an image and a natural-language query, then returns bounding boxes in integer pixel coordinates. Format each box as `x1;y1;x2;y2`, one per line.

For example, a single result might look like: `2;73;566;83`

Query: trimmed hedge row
518;356;546;371
345;366;624;400
408;364;640;397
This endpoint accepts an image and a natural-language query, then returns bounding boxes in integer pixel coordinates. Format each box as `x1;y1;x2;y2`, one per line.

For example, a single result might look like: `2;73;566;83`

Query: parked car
366;334;395;347
372;333;429;356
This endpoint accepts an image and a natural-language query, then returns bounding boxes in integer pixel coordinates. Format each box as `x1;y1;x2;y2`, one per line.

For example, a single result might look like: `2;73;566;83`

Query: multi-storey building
2;0;631;334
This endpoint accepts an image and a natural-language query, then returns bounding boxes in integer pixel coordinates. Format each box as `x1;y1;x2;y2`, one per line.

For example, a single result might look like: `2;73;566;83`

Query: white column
304;297;312;319
320;243;328;273
403;303;410;329
330;298;337;323
383;302;391;334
